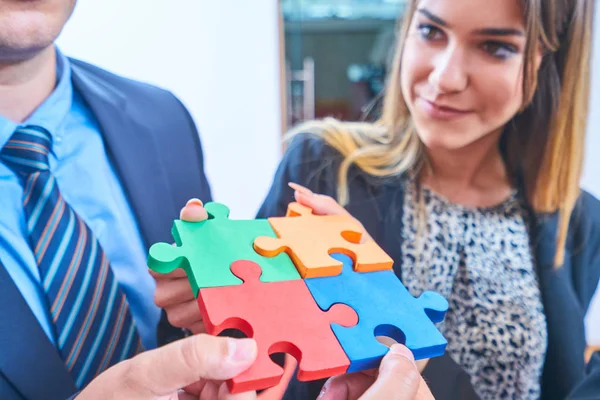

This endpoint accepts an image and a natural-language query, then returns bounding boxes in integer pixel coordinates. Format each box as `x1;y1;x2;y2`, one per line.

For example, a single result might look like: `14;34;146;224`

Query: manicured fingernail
389;344;415;362
228;338;256;363
288;182;313;196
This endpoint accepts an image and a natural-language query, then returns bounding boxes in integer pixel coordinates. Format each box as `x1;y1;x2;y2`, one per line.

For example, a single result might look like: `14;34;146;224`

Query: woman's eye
417;24;443;41
482;42;518;60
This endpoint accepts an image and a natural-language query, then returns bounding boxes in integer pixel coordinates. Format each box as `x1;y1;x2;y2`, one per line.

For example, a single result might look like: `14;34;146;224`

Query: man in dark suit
0;1;211;398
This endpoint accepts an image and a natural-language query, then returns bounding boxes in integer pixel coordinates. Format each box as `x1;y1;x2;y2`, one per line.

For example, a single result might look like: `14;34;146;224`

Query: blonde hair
284;0;593;267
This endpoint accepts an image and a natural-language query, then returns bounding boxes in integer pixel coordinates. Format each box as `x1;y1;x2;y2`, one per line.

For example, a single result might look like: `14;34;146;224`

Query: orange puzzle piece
253;202;393;278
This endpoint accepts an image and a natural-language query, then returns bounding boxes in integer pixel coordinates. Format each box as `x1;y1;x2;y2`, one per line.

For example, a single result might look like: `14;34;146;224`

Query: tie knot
1;125;52;177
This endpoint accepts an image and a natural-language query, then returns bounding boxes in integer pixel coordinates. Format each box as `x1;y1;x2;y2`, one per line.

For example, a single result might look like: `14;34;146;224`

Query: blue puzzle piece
305;253;448;372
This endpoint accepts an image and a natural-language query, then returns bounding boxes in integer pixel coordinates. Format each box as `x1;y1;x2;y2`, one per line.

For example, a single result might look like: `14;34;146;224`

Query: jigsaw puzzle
147;202;300;295
253;202;394;278
197;259;358;394
305;253;449;372
147;201;449;394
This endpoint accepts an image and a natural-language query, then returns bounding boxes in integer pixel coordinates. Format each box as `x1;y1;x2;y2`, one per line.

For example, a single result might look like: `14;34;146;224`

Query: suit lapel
0;261;77;399
0;59;182;399
69;60;176;249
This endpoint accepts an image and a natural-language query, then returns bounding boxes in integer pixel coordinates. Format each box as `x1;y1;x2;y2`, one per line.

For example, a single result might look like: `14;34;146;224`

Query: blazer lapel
0;261;76;399
69;61;176;249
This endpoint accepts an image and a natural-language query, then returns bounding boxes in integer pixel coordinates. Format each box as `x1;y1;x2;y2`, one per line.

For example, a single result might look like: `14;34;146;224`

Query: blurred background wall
57;0;284;220
57;1;599;344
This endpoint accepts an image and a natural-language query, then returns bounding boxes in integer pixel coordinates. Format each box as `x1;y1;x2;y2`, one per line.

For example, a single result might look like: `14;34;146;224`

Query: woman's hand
318;344;434;400
287;182;372;242
150;199;208;333
290;183;433;396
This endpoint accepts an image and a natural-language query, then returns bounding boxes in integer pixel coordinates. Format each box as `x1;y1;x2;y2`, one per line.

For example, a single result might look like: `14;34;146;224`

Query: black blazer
0;58;212;400
256;133;600;400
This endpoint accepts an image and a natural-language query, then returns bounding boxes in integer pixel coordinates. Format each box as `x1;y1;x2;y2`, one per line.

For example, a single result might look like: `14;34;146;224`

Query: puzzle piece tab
198;259;358;394
253;202;393;278
148;202;300;295
306;253;448;372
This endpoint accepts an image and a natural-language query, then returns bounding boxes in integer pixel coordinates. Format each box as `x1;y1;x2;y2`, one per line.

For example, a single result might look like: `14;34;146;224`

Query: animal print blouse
400;181;548;400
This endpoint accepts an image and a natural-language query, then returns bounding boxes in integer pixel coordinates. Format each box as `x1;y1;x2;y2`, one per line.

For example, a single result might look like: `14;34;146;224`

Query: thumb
126;334;257;396
359;344;432;400
180;198;209;222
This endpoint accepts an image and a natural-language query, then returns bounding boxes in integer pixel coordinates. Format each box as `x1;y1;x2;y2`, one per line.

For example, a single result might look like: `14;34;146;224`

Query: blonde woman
153;0;600;398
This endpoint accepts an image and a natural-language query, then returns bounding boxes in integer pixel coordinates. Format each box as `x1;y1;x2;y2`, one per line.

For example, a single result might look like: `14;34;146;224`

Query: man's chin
0;7;69;62
0;24;59;63
0;40;53;64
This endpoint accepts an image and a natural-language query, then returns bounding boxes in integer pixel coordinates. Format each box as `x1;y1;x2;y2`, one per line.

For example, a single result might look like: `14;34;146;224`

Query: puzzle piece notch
147;202;300;295
253;202;393;278
305;253;448;373
198;259;358;394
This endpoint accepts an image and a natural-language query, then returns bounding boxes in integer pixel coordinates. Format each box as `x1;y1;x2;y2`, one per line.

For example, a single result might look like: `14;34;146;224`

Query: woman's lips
417;97;474;120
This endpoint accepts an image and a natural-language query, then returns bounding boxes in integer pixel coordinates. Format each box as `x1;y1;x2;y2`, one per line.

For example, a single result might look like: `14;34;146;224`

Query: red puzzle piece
197;260;358;394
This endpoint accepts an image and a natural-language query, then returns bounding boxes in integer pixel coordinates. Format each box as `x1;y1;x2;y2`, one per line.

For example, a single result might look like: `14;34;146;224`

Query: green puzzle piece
147;202;300;295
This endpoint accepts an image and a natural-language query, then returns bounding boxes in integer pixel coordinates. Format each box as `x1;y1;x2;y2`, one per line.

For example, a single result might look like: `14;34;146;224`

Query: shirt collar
0;46;73;152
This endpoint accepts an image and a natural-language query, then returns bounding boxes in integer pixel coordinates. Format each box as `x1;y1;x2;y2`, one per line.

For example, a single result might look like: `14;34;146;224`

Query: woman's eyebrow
417;8;448;27
417;7;525;37
473;28;525;37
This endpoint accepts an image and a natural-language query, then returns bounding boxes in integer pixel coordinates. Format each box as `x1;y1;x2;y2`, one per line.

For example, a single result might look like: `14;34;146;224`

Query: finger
290;190;347;216
178;391;200;400
200;380;220;400
182;379;207;396
288;183;374;245
415;378;435;400
288;182;313;196
217;381;257;400
165;300;204;329
318;372;376;400
189;321;207;334
416;358;430;373
359;344;425;400
125;334;257;396
180;198;209;222
154;276;196;307
149;267;188;279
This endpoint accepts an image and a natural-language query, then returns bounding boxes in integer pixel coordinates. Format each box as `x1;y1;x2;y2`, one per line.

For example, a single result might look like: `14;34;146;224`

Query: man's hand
77;335;258;400
151;199;208;333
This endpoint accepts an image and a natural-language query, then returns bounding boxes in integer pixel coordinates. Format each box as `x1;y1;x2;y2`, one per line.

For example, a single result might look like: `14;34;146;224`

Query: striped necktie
1;125;143;389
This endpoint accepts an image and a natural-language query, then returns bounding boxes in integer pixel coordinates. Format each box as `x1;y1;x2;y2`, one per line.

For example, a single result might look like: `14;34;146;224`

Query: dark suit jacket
0;58;212;400
255;133;600;400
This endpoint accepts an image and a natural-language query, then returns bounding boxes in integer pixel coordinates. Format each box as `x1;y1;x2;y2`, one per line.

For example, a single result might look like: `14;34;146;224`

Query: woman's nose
428;45;469;94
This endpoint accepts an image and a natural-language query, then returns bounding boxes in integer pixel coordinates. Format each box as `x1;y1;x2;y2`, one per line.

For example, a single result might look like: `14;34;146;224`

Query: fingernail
389;344;415;362
288;182;313;196
187;198;203;206
228;338;256;363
